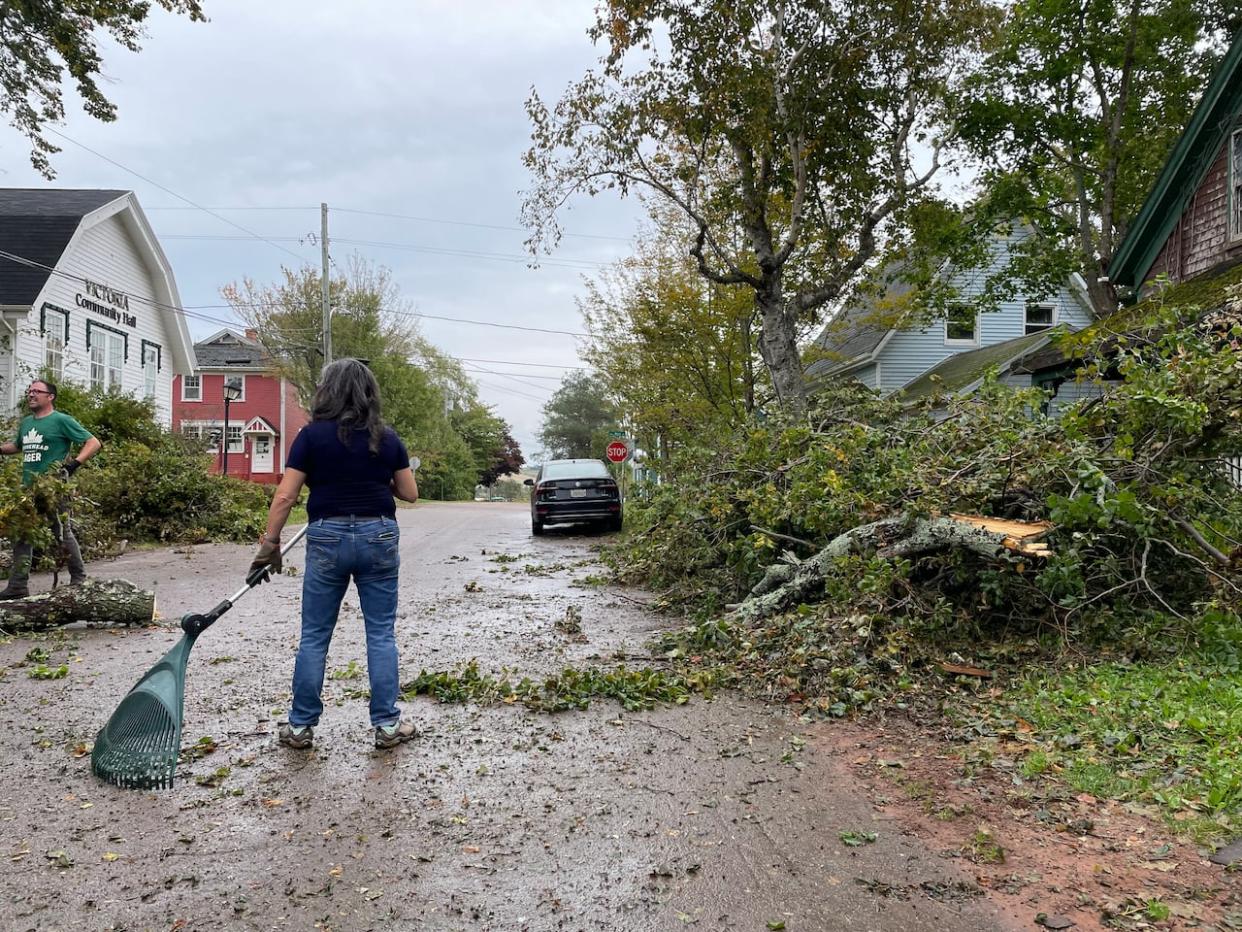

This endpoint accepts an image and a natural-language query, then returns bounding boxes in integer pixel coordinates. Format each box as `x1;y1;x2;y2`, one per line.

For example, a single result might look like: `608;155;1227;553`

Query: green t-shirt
16;411;93;485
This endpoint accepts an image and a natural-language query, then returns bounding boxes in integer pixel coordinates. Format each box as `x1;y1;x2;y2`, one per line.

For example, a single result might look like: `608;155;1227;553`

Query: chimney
245;328;258;342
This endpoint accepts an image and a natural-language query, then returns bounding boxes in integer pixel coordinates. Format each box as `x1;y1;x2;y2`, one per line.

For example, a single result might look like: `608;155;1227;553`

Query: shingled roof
193;329;266;368
805;263;915;379
0;189;128;306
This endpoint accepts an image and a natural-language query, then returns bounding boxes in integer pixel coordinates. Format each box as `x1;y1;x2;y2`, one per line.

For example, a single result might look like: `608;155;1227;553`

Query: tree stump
0;579;156;632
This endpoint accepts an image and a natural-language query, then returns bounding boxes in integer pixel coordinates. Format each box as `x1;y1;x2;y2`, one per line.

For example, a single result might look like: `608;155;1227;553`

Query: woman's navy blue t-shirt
286;421;410;522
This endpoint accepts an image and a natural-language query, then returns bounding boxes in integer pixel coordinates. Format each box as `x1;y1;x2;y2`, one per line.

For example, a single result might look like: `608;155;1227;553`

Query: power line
46;129;310;265
0;245;589;338
461;363;559;392
454;356;589;371
144;204;634;243
160;233;608;271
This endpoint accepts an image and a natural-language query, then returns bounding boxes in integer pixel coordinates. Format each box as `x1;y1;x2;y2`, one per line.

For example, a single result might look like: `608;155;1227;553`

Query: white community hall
0;189;196;425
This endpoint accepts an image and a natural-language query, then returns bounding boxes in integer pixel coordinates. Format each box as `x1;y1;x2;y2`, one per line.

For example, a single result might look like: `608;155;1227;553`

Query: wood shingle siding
1146;142;1242;285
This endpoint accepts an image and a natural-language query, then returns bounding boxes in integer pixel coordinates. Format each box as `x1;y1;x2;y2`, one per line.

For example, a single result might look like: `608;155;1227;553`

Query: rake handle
182;525;310;636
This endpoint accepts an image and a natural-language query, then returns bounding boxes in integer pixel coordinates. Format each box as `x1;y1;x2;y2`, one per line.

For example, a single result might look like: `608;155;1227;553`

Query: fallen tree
611;292;1242;643
0;579;156;632
735;513;1052;622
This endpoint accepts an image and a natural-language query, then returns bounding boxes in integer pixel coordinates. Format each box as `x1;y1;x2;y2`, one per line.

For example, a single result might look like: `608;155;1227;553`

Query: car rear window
543;461;610;480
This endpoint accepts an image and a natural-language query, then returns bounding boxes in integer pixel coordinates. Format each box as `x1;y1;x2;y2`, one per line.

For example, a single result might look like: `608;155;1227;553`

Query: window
89;327;125;391
944;302;978;344
43;307;67;380
182;374;201;401
181;424;204;441
1025;302;1056;335
1232;129;1242;240
226;425;243;453
142;342;160;399
225;375;246;401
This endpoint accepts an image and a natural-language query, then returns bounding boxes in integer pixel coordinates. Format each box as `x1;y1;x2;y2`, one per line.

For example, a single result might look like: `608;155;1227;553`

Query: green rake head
91;525;308;791
90;619;201;790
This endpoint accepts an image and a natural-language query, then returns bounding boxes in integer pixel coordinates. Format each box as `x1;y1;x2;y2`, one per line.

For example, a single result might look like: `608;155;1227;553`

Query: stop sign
606;440;630;463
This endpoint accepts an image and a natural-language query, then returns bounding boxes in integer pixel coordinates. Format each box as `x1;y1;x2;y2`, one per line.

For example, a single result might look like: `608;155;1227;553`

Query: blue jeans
290;517;402;728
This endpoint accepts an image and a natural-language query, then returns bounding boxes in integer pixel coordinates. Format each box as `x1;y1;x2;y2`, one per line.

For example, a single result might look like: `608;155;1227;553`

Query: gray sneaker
0;585;29;601
278;723;314;749
374;720;418;749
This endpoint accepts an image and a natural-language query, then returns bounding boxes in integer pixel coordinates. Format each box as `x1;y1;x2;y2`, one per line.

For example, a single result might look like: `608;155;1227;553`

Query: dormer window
944;302;978;345
1232;128;1242;240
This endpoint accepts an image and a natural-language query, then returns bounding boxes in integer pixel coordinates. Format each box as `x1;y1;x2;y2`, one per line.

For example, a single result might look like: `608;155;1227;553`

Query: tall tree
523;0;995;413
960;0;1240;314
538;371;618;460
580;205;760;455
0;1;206;176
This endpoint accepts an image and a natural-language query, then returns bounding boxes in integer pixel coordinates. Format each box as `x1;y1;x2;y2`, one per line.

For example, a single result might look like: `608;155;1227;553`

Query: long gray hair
310;358;385;453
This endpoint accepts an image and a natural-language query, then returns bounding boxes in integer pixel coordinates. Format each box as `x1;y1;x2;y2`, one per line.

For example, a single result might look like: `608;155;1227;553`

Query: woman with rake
249;358;420;750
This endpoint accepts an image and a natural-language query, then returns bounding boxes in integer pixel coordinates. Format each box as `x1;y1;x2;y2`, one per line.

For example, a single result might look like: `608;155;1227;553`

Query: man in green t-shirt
0;379;102;598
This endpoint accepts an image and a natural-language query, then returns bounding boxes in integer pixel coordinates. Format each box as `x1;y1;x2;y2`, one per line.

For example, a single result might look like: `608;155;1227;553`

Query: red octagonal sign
606;440;630;463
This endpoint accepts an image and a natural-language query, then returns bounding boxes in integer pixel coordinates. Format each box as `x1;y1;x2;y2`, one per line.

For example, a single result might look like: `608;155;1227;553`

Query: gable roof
1109;30;1242;288
805;263;914;378
900;330;1053;402
194;329;266;368
0;189;128;306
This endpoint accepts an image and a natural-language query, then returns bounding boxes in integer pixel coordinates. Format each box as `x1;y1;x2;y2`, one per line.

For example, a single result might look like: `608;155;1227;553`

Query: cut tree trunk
735;513;1053;623
0;579;156;632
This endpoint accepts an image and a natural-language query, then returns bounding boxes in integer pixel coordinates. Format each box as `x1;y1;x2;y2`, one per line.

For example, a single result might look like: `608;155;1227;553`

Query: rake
91;525;309;790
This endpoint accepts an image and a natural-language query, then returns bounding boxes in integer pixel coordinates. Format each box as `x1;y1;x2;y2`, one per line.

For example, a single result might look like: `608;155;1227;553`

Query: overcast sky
0;1;644;461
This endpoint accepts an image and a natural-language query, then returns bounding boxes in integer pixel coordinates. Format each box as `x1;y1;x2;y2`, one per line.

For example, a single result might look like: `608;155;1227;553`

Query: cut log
0;579;156;632
735;513;1055;623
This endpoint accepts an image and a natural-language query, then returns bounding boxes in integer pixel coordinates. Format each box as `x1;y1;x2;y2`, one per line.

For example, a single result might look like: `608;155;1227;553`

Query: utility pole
321;202;332;368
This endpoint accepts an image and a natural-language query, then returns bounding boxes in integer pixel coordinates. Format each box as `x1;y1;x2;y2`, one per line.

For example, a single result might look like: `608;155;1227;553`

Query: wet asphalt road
0;502;1016;931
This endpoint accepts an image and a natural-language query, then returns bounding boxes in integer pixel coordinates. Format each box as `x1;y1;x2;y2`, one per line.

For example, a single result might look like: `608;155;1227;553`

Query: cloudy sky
0;2;644;459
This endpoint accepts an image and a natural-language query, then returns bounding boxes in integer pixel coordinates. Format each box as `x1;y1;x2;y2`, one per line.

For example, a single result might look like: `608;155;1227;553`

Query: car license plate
570;489;587;498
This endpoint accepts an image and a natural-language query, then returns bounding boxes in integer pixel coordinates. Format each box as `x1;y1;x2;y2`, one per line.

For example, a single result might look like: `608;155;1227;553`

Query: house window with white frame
89;328;124;391
142;343;159;399
227;424;243;454
1232;128;1242;240
226;374;246;401
44;307;67;380
1025;302;1056;335
182;374;201;401
944;302;978;344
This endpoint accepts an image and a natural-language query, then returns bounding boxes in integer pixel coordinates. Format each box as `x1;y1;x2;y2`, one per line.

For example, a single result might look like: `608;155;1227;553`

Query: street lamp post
222;377;243;476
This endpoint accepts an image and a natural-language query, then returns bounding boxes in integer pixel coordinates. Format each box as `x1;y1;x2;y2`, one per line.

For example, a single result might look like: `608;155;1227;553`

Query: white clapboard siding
21;210;176;424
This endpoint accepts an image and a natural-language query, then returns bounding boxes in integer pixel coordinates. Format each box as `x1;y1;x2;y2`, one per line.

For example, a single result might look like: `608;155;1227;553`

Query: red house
172;329;309;484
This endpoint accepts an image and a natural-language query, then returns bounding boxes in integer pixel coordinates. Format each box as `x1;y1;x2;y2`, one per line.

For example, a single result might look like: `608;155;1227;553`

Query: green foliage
579;204;761;455
401;659;708;712
959;0;1235;312
616;298;1242;709
47;382;163;446
0;0;206;176
0;389;271;560
524;0;998;410
225;260;523;501
538;371;618;460
78;434;270;546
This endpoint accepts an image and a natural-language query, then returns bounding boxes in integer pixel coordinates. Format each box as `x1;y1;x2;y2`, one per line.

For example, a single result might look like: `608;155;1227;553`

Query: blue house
807;236;1098;405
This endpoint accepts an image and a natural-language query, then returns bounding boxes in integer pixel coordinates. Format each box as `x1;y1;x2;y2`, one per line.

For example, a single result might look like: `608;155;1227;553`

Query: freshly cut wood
735;512;1056;623
0;579;156;632
948;513;1053;558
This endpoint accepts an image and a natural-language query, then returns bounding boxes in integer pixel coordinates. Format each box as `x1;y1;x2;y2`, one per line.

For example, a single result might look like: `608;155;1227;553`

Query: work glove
61;459;81;479
247;536;282;585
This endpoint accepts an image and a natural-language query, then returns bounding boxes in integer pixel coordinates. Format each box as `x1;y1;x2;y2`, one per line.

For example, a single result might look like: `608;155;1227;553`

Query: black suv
526;459;622;535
